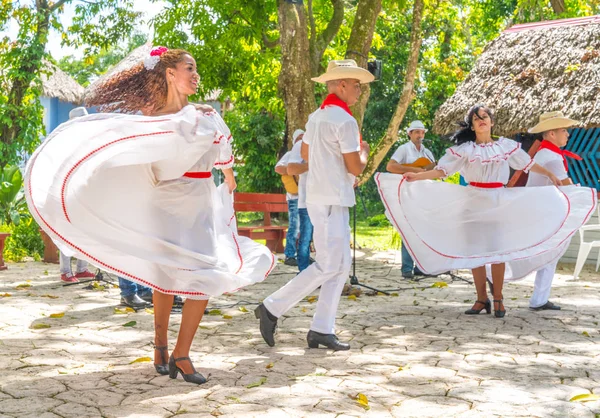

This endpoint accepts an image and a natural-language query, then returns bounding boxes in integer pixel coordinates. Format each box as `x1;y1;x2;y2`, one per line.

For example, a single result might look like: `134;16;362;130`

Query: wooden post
0;232;11;270
39;229;59;264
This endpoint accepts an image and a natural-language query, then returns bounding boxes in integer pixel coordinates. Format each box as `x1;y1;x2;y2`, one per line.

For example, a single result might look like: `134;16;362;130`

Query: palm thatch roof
40;61;85;105
433;15;600;137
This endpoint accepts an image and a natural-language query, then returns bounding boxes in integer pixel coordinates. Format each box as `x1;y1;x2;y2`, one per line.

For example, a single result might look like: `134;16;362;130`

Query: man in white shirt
287;130;314;272
275;130;304;266
386;120;436;278
255;59;374;351
526;111;580;311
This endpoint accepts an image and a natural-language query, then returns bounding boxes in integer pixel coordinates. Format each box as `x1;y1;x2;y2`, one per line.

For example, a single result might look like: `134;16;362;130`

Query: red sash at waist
183;172;212;179
469;182;504;188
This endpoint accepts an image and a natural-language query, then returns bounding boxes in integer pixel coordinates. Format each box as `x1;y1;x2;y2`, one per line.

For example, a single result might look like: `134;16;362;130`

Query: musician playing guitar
386;120;436;278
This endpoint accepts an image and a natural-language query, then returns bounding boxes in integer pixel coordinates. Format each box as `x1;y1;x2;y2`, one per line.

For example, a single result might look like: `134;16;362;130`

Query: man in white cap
526;111;581;311
275;129;305;266
386;120;436;278
256;59;373;351
287;129;314;272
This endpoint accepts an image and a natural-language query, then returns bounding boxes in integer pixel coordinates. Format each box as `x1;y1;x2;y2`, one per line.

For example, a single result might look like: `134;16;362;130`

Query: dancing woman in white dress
376;105;597;317
25;47;275;384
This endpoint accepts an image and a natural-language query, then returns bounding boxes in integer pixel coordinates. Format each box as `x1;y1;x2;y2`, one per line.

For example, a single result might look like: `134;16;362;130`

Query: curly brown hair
85;48;193;114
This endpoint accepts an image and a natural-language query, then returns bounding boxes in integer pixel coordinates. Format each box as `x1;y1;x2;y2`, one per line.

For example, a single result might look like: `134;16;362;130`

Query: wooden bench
234;192;288;253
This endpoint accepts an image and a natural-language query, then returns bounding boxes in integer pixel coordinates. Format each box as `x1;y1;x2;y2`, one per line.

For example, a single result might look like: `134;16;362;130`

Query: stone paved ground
1;250;600;418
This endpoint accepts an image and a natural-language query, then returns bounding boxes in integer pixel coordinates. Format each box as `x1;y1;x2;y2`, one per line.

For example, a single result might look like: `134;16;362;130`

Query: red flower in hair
150;46;169;57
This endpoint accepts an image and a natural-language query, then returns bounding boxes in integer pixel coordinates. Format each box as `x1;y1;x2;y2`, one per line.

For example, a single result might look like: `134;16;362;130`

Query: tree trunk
0;1;51;166
345;0;382;130
277;0;316;149
550;0;566;14
358;0;424;185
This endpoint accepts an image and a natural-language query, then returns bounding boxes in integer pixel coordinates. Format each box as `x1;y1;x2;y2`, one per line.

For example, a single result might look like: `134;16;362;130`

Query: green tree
0;0;139;167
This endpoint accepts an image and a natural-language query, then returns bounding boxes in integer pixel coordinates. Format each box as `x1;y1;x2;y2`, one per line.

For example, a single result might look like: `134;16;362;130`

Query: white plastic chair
573;203;600;280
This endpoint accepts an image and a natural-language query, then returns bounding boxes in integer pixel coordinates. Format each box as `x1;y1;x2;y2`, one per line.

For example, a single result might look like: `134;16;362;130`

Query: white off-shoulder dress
25;105;275;299
376;137;597;279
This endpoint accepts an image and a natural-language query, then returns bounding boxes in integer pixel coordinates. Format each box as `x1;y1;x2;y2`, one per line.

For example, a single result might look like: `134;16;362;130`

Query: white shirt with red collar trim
303;106;361;207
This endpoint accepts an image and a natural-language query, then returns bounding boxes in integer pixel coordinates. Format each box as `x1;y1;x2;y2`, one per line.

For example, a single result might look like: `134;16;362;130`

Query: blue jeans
118;277;152;298
401;241;414;275
297;207;314;271
284;198;299;258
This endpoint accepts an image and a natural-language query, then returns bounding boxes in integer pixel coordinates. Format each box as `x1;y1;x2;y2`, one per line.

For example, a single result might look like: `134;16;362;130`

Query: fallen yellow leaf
49;313;65;318
238;306;249;313
301;307;308;313
16;283;31;289
125;307;135;313
222;315;233;319
145;308;154;314
208;309;222;316
114;308;128;314
347;294;357;301
582;331;590;337
41;294;59;299
431;282;448;288
391;293;399;297
356;393;370;410
569;393;600;402
266;363;274;369
129;357;151;364
306;296;317;304
0;293;11;297
32;323;51;329
246;377;267;388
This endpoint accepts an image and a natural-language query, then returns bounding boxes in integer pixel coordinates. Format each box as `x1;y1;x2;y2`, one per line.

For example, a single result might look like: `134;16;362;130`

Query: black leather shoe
413;268;426;276
284;257;298;266
402;272;414;279
530;301;561;311
121;294;151;309
254;303;277;347
173;295;184;306
153;345;169;375
139;291;153;304
464;299;491;315
168;355;207;384
307;330;350;351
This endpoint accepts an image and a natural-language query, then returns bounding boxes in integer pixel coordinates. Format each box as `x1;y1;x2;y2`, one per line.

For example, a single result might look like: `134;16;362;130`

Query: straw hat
528;111;579;134
406;120;428;134
311;59;375;84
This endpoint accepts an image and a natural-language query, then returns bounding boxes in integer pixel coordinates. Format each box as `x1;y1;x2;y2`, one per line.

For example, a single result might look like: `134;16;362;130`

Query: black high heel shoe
168;355;207;384
494;299;506;318
153;344;169;375
464;299;491;315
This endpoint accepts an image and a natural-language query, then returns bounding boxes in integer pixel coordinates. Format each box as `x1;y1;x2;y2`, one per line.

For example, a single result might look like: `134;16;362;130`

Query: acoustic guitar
402;157;435;170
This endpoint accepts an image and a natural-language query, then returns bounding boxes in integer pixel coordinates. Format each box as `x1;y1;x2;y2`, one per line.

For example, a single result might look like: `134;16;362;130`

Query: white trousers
59;251;88;275
264;204;351;334
529;259;558;308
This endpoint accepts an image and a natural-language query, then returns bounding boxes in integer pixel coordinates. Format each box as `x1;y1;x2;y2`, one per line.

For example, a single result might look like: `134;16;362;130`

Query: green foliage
367;214;390;227
0;165;28;226
58;33;147;86
1;217;43;262
225;104;285;193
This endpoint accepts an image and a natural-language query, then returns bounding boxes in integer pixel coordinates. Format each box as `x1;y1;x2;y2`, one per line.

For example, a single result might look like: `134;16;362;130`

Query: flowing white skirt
375;173;597;280
25;107;275;299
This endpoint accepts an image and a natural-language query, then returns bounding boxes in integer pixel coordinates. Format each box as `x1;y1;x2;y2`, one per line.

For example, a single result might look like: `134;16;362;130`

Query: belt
183;172;212;179
469;182;504;188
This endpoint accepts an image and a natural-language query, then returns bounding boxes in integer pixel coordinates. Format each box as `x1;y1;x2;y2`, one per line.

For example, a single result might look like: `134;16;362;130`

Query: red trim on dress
215;156;234;166
183;171;212;179
469;182;504;188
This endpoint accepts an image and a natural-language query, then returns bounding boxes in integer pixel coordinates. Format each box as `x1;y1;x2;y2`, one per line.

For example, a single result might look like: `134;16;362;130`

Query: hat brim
528;117;579;134
311;67;375;84
407;128;428;134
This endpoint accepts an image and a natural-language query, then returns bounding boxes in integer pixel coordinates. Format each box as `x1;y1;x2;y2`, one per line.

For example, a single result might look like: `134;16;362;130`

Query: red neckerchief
320;93;353;116
538;140;582;172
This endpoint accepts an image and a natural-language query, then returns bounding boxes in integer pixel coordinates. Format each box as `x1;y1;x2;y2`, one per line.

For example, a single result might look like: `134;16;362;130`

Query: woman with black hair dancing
25;47;275;384
376;105;596;317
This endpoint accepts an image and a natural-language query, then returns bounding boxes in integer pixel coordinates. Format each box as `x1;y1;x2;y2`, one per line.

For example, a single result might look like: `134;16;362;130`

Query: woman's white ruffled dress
25;105;275;299
376;137;597;279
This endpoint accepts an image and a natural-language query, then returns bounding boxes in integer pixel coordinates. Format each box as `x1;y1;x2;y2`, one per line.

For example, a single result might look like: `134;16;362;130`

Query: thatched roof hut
40;61;85;105
433;15;600;137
